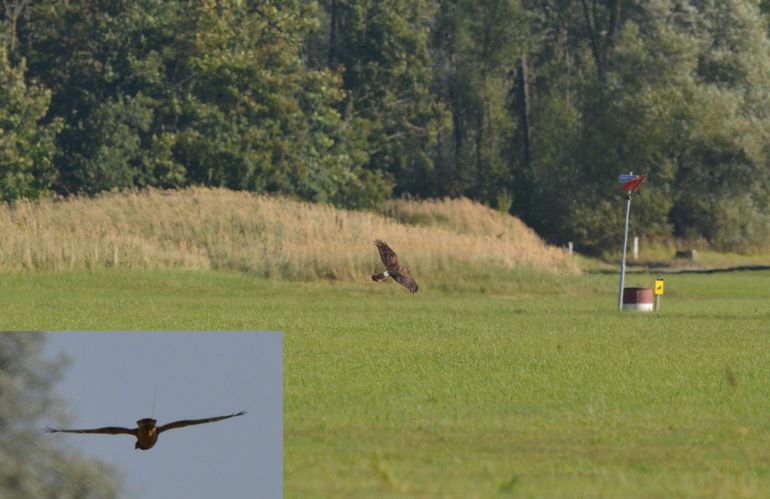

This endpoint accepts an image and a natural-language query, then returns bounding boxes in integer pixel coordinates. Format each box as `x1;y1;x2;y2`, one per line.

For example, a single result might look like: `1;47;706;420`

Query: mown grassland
2;189;768;497
1;268;769;498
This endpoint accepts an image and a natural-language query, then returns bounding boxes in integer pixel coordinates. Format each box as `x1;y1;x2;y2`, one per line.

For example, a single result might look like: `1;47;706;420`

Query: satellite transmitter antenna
151;386;158;418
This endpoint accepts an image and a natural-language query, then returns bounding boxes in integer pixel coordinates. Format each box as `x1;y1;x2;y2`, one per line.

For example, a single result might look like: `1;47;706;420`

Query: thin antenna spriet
151;386;158;418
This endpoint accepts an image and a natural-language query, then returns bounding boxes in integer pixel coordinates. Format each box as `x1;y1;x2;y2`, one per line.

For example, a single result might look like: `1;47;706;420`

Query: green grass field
2;269;770;498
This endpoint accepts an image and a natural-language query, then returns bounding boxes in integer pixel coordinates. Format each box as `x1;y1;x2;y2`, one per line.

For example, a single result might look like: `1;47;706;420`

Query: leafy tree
431;0;525;203
0;333;123;499
669;0;770;249
175;0;387;207
320;0;448;197
0;44;61;202
20;0;172;193
517;0;770;253
21;0;387;207
526;11;684;251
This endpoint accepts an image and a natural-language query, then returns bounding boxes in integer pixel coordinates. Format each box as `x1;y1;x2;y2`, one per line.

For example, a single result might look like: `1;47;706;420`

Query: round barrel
622;287;654;311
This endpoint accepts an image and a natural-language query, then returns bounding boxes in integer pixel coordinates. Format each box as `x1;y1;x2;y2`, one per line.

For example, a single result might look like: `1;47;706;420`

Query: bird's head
136;418;157;429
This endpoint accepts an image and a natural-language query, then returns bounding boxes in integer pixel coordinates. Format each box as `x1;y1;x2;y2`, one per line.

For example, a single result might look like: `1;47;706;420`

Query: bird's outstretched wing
157;410;246;433
43;425;137;436
374;240;399;267
394;268;419;293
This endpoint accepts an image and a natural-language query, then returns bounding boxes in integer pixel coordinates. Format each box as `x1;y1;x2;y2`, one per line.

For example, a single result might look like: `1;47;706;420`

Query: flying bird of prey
371;239;419;293
43;410;246;450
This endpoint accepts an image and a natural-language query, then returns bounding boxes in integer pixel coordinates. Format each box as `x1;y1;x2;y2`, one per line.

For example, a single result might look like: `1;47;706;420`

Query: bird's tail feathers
371;272;389;282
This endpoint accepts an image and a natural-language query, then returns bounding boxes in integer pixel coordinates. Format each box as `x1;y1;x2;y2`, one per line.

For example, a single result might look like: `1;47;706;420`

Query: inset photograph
0;331;282;499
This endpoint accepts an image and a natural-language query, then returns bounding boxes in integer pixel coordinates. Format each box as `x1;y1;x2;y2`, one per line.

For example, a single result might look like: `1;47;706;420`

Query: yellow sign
655;278;664;295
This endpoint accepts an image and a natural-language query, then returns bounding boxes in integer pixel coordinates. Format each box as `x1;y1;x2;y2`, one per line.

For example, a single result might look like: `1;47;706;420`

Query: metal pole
618;190;632;311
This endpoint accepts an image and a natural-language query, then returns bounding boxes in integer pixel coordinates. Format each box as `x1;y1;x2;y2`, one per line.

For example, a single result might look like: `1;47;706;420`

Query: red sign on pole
616;172;646;311
618;174;646;193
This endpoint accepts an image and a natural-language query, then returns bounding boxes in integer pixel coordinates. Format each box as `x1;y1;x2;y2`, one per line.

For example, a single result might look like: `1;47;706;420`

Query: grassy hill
0;188;578;281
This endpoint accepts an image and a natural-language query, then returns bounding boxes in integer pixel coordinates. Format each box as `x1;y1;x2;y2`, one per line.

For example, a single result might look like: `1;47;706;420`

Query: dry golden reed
0;188;578;279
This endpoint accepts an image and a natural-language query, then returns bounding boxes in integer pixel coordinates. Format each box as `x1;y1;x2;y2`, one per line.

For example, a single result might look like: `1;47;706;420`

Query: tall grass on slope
385;197;549;247
0;188;578;280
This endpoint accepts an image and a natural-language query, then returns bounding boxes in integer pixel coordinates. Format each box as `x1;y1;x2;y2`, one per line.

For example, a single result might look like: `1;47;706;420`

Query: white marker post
617;173;646;311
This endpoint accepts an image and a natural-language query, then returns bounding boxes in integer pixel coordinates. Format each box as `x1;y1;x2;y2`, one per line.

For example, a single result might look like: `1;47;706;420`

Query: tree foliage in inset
0;333;123;499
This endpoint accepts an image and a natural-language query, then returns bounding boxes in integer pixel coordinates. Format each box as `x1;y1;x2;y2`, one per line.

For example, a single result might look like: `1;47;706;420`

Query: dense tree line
2;0;770;253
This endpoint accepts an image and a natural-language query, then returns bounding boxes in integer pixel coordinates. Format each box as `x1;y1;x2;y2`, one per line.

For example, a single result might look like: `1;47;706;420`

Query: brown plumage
371;240;419;293
43;410;246;450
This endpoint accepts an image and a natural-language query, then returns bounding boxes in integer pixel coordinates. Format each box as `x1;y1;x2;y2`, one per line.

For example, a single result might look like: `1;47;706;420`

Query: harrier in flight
371;240;419;293
44;410;246;450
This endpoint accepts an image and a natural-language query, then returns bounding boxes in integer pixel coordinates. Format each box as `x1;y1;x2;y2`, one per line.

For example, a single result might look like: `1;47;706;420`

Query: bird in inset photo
371;239;419;293
43;410;246;450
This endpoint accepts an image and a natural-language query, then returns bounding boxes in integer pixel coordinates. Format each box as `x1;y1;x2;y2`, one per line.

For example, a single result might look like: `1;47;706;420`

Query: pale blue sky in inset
41;331;282;499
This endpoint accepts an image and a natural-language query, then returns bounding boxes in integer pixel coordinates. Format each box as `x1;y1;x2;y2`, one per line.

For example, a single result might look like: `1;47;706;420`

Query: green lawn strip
1;269;769;497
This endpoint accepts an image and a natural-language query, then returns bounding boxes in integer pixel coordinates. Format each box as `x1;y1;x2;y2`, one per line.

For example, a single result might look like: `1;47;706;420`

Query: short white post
632;236;639;261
